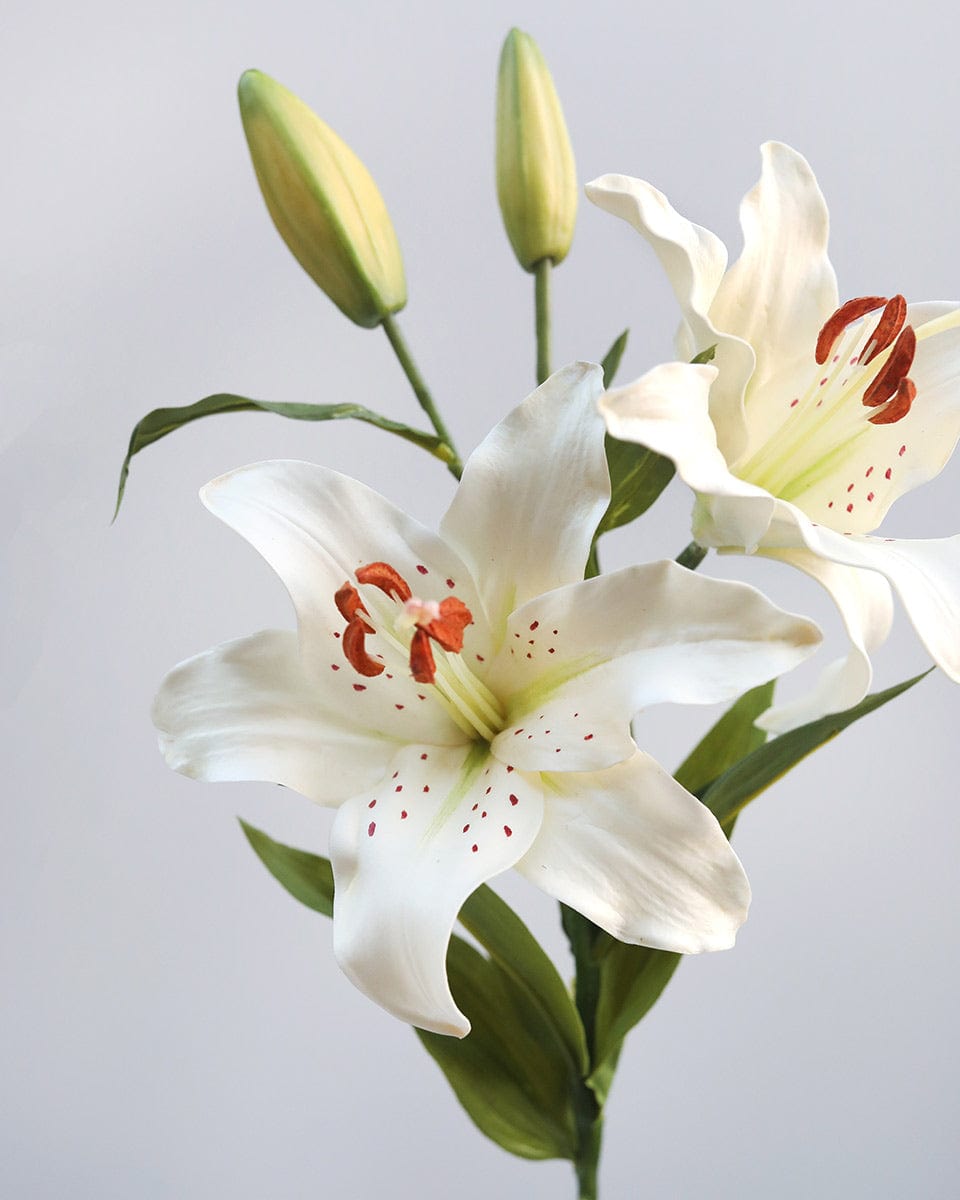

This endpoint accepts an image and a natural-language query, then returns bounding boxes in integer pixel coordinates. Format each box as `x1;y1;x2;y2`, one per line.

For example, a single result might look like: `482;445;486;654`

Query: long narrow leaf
114;393;451;516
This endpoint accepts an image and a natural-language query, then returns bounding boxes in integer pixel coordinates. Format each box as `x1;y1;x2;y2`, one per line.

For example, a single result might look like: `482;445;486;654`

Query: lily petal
515;753;750;952
329;744;544;1036
754;549;895;733
488;561;821;773
440;362;608;640
153;630;395;804
585;171;755;461
710;142;838;403
600;361;776;552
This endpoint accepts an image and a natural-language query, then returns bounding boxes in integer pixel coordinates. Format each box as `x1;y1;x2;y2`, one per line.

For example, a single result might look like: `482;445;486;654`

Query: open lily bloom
588;143;960;731
154;363;820;1036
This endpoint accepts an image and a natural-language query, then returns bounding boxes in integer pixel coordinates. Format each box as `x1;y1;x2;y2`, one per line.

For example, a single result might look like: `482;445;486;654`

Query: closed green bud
495;29;577;272
238;69;406;328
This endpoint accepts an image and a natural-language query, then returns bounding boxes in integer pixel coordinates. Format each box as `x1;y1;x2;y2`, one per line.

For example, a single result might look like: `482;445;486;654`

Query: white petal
329;744;545;1036
782;514;960;683
586;171;755;461
515;753;750;952
487;562;821;773
439;363;608;639
600;361;776;551
152;630;395;805
754;549;895;733
711;143;838;404
200;460;486;746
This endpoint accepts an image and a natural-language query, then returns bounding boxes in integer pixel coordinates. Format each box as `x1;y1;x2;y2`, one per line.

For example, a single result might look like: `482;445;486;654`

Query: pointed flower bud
495;29;577;272
238;69;406;328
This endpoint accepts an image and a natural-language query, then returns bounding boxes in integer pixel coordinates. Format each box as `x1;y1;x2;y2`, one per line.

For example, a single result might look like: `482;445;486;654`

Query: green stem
382;315;462;479
534;258;552;385
562;902;605;1198
572;1099;602;1200
675;540;707;570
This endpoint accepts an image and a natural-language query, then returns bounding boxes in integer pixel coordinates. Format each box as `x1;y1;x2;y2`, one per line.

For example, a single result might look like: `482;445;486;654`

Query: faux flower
153;363;819;1036
588;143;960;730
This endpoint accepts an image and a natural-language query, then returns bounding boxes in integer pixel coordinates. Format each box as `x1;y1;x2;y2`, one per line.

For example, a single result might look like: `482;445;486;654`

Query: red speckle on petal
420;753;428;760
481;811;487;819
417;694;426;700
867;492;875;501
548;647;555;654
506;765;514;773
400;810;408;819
847;483;855;493
368;799;377;809
475;654;485;662
485;786;492;795
514;728;524;736
330;664;340;671
820;377;828;386
899;445;907;456
446;578;455;588
509;794;519;806
395;785;403;793
828;501;834;508
529;621;539;631
462;824;470;833
846;503;854;513
885;468;893;479
353;684;366;692
866;466;874;477
333;631;341;639
416;565;428;575
367;822;376;837
526;653;532;659
422;785;429;793
584;733;594;741
395;704;405;710
514;633;521;639
790;398;799;408
471;844;478;853
552;630;558;635
392;772;398;778
504;825;512;837
555;748;561;753
472;803;478;811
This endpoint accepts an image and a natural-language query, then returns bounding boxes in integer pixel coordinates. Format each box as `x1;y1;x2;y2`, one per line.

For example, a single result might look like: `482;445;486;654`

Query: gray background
5;1;960;1196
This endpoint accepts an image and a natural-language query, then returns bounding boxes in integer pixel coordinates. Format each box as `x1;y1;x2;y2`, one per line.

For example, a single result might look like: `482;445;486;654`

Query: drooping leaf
596;438;675;537
691;344;717;365
114;393;452;517
701;669;932;828
674;680;775;797
418;936;580;1161
599;328;629;387
239;819;333;916
459;885;588;1075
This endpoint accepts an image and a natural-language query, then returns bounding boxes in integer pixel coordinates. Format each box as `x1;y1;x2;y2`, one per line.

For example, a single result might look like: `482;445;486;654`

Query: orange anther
861;294;907;365
342;617;385;677
862;326;917;408
815;296;887;364
868;377;916;425
409;627;437;684
335;581;367;623
356;561;412;602
423;596;474;652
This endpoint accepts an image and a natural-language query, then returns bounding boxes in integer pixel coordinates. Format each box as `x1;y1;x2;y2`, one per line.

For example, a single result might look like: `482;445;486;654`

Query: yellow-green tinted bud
238;69;406;328
495;29;577;272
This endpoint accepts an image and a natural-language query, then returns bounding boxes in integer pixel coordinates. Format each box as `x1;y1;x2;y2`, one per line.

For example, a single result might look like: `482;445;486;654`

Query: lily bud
495;29;577;272
237;69;406;328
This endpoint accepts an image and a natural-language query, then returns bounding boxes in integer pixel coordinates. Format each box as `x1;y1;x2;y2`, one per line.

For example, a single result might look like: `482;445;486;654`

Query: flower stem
382;315;462;479
534;258;552;385
573;1100;603;1200
562;902;605;1199
675;540;707;570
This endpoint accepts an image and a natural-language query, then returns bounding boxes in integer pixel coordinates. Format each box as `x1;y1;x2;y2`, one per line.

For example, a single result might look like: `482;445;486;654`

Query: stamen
424;597;473;652
861;294;907;365
342;617;384;676
356;561;412;602
409;627;437;684
868;377;916;425
335;582;370;626
862;326;917;407
815;295;886;364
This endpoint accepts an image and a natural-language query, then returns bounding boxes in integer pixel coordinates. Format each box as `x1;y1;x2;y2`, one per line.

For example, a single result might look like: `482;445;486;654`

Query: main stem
382;315;462;479
534;259;552;385
562;902;605;1198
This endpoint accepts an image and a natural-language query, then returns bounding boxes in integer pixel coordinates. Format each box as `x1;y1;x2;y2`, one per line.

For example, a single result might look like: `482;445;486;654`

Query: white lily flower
153;363;820;1036
588;144;960;731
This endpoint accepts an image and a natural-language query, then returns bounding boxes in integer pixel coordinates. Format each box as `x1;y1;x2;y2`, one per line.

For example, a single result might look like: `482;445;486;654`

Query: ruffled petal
200;460;487;746
754;549;895;733
329;744;544;1036
152;630;396;805
586;171;755;461
515;753;750;952
600;361;776;552
439;363;608;640
487;562;821;773
710;142;838;406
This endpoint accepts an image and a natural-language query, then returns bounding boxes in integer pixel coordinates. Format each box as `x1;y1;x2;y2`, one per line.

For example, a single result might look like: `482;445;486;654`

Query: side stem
675;540;707;570
382;315;462;479
534;258;552;385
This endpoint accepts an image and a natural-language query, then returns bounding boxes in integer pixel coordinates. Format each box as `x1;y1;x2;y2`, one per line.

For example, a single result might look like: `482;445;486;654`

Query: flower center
734;293;918;500
334;561;506;742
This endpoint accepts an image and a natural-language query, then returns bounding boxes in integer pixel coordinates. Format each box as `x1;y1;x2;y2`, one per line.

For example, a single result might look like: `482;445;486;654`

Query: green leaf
599;328;629;386
675;680;775;797
417;936;580;1161
459;885;588;1075
596;437;675;537
239;820;333;917
114;393;452;517
701;669;932;828
691;344;717;365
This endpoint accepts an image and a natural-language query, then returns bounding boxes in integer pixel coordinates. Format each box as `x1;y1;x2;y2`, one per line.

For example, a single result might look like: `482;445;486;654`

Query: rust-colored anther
409;627;437;684
815;295;887;364
861;294;907;365
423;597;474;652
868;377;916;425
335;581;368;623
356;561;412;602
342;617;385;676
862;326;917;408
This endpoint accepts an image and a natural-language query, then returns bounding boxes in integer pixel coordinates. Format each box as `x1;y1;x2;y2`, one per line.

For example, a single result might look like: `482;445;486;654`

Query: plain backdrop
4;1;960;1196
